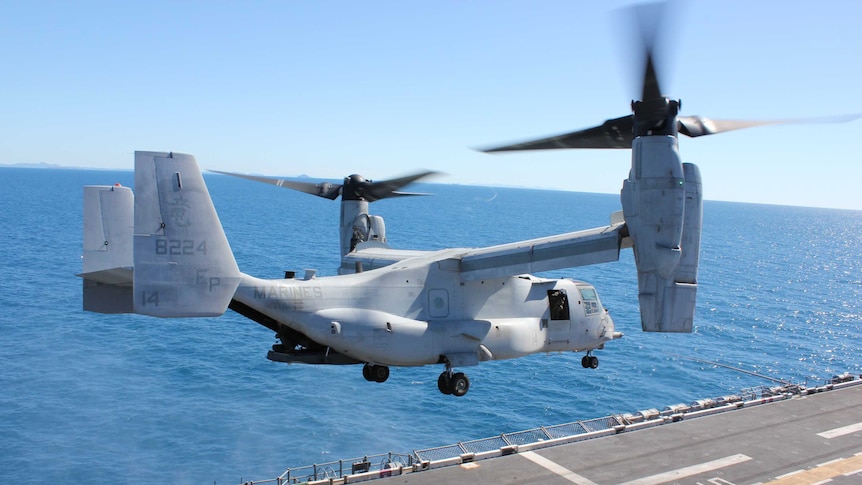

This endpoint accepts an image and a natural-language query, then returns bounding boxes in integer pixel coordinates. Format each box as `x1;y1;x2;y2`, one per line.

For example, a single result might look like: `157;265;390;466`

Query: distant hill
0;162;131;171
0;162;65;169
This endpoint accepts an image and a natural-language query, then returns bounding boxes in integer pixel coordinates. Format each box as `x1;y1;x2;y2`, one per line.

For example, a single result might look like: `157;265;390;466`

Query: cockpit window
547;289;570;321
579;287;600;316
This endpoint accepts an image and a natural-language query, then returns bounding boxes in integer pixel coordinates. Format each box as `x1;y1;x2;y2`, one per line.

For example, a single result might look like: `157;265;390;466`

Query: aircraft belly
307;308;437;366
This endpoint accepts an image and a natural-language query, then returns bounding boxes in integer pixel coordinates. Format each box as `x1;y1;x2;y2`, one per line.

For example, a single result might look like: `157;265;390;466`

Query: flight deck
245;375;862;485
393;379;862;485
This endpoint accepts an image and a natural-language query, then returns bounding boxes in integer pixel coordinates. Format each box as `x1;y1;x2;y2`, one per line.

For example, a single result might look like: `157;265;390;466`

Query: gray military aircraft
80;153;625;397
78;3;852;396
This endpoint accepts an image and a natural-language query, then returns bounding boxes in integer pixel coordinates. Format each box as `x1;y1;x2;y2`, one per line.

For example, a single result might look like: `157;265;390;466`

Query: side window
579;287;599;316
547;289;570;321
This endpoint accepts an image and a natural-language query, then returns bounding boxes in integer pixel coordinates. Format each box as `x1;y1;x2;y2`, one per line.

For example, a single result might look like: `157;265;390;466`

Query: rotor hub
343;174;370;201
632;98;680;138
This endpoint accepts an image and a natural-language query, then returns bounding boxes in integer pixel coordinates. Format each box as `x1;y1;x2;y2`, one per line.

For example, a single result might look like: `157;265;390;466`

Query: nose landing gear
581;352;599;369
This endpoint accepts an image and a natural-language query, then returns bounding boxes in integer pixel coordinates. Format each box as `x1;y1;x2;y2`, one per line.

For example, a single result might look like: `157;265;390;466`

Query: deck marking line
817;421;862;439
774;469;804;479
520;451;598;485
763;453;862;484
618;454;752;485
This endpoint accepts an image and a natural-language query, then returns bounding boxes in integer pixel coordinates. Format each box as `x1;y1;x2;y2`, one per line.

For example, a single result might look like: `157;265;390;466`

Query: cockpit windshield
579;286;600;316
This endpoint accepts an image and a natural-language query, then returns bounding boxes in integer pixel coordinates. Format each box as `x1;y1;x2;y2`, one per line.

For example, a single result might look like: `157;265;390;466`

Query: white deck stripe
618;454;752;485
520;451;598;485
817;421;862;439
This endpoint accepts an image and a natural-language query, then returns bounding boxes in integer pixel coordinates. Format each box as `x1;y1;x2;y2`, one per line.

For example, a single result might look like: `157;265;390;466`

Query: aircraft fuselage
233;250;617;368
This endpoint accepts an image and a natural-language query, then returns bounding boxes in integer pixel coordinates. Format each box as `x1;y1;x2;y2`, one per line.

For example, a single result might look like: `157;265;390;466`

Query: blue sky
2;0;860;209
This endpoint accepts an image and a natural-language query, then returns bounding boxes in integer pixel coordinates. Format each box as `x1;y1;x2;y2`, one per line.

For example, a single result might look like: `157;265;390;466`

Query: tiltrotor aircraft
78;4;848;396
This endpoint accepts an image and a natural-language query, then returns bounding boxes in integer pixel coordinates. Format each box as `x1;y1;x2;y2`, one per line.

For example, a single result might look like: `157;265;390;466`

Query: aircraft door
547;289;571;343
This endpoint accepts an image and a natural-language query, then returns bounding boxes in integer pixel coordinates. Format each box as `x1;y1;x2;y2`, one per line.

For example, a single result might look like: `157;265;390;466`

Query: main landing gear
437;367;470;397
362;363;390;383
581;352;599;369
361;362;470;396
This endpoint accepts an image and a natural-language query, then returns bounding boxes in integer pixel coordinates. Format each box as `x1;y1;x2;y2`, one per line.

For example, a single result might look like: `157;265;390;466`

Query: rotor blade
363;170;440;202
630;1;669;102
481;115;635;152
388;191;436;198
678;114;862;138
209;170;342;200
641;52;663;102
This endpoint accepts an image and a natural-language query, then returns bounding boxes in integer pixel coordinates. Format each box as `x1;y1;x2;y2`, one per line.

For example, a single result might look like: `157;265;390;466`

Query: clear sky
2;0;860;210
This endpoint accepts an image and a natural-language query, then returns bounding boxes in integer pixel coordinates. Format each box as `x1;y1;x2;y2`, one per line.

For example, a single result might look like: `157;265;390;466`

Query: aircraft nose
602;311;623;340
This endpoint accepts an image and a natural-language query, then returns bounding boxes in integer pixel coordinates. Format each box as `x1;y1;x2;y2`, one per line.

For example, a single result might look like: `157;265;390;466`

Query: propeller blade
209;170;342;200
676;117;781;138
629;1;670;102
481;115;635;152
362;170;440;202
641;55;662;102
387;191;436;198
678;114;862;138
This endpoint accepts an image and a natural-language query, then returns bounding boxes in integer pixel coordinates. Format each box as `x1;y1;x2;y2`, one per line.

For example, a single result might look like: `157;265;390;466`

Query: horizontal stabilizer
133;151;241;317
79;267;133;285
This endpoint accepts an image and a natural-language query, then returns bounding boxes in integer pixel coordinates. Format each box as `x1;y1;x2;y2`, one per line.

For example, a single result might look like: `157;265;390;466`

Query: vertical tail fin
80;184;134;313
132;151;241;317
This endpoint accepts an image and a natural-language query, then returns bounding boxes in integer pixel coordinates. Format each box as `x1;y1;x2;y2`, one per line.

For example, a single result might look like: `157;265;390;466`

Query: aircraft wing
457;218;627;281
341;242;434;273
342;215;627;278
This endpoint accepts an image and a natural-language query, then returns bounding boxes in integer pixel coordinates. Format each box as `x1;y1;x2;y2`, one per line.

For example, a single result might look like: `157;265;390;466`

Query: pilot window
579;287;600;316
547;289;570;321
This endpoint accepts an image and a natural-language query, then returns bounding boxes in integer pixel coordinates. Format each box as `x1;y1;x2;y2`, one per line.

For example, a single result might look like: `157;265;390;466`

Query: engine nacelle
621;136;703;332
340;200;388;256
354;214;386;245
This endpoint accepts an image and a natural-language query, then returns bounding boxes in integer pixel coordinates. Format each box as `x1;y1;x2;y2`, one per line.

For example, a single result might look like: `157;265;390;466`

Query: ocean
1;166;860;484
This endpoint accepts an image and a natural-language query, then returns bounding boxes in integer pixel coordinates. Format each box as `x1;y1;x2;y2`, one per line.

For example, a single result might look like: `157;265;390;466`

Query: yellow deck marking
763;452;862;484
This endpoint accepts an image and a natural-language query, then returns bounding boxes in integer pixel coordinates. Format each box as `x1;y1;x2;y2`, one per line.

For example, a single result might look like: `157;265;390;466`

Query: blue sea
1;167;860;484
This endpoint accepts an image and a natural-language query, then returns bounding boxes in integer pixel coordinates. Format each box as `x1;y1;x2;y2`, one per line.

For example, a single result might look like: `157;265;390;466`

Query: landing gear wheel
437;372;452;395
363;364;389;383
449;372;470;397
372;365;390;383
582;354;599;369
